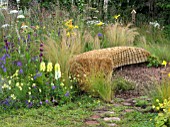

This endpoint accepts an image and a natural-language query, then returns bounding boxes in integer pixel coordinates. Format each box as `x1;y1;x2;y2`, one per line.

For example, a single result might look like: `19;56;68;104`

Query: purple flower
3;68;6;72
52;85;56;90
28;34;31;40
45;100;48;103
28;102;33;108
40;48;43;52
40;43;43;47
40;101;42;105
65;91;70;97
98;33;103;37
19;68;23;74
39;53;43;57
33;72;42;79
17;61;22;66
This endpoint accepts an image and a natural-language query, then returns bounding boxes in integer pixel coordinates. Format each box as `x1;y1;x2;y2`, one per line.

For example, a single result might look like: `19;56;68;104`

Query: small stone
123;102;132;106
85;120;99;125
91;115;100;119
108;123;117;126
124;109;134;112
104;117;121;121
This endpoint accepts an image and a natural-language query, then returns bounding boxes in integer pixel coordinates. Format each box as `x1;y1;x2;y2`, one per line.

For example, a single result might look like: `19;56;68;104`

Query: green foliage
112;77;135;94
86;71;112;102
147;55;161;67
138;43;170;62
152;98;170;127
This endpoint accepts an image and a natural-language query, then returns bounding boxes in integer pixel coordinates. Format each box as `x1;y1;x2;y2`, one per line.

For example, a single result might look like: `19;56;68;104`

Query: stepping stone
104;117;121;122
124;109;134;112
91;115;100;119
122;102;132;106
85;120;99;125
108;123;117;126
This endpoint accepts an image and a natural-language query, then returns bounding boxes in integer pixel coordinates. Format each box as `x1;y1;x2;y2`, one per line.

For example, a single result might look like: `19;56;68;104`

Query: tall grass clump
43;28;84;86
147;62;170;105
138;43;170;62
104;23;139;46
86;71;112;102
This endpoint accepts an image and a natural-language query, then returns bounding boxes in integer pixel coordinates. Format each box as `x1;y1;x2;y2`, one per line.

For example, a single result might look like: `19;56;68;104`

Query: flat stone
123;102;132;106
85;120;99;125
124;109;134;112
108;123;117;126
107;111;115;114
91;115;100;119
104;117;121;121
113;104;122;107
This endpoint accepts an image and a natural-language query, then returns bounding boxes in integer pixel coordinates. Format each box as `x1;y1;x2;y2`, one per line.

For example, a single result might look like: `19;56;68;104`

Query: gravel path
112;63;170;95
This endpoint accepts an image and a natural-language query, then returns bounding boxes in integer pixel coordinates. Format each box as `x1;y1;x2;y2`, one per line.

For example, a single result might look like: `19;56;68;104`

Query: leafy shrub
112;77;135;94
147;55;161;67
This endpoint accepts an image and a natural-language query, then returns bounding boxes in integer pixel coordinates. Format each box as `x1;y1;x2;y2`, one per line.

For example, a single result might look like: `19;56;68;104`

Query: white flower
1;24;10;28
11;94;16;100
16;0;20;3
9;10;18;14
17;15;25;19
21;25;28;29
55;71;61;80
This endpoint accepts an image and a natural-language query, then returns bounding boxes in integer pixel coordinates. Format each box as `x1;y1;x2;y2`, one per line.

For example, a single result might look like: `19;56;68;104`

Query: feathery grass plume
43;29;84;85
86;71;112;102
138;42;170;61
105;23;139;46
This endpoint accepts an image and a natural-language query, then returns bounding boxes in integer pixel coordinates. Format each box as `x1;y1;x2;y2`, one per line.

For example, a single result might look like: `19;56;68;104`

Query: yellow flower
28;91;31;95
16;82;20;87
74;25;78;29
55;63;60;71
66;32;70;37
113;14;120;19
8;86;11;90
159;103;163;108
11;94;16;100
152;105;155;109
32;83;36;87
19;86;22;91
39;89;41;93
40;61;46;71
21;83;23;86
8;80;11;85
36;25;39;29
162;60;167;67
168;73;170;78
156;99;159;103
156;106;160;110
96;21;104;26
47;62;53;72
168;108;170;112
65;19;73;27
70;86;73;89
60;83;64;87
